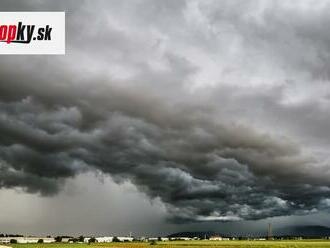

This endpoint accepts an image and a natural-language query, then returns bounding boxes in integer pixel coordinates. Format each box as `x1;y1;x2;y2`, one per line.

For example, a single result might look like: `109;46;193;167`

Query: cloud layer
1;0;330;223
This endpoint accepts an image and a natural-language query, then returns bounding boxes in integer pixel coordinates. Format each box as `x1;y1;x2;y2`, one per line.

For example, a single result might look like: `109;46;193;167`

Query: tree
10;239;17;244
113;237;121;242
78;236;84;242
37;239;44;243
88;237;96;244
55;236;62;242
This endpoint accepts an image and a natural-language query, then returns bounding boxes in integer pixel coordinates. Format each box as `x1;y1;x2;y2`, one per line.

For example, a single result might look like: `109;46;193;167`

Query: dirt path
0;245;11;248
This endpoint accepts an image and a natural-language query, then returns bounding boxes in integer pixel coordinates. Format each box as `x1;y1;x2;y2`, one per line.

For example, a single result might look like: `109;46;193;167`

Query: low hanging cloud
0;78;329;222
1;0;330;223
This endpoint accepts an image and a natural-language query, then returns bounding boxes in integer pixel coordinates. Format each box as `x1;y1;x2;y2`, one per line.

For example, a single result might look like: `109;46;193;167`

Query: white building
117;237;133;242
0;237;55;244
209;236;223;241
148;237;169;241
171;237;192;241
84;238;92;243
95;237;114;243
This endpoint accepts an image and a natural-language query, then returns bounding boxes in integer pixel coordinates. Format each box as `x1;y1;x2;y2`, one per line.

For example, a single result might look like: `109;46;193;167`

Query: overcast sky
1;0;330;236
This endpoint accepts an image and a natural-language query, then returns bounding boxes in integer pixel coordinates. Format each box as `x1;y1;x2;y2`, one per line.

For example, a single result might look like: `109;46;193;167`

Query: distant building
134;237;147;242
117;237;134;242
83;238;92;243
209;236;222;241
171;237;192;241
0;237;55;244
95;237;114;243
148;237;169;242
82;236;134;243
61;238;71;243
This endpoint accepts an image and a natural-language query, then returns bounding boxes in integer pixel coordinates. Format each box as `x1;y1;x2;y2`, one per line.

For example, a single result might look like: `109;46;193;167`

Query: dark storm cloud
0;76;328;221
1;0;330;223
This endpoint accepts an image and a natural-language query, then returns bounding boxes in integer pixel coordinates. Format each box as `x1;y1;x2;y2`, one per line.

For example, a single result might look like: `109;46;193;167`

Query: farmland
6;240;330;248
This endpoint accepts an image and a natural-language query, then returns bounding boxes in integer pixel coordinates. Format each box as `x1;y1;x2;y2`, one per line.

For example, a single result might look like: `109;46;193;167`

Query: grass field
7;240;330;248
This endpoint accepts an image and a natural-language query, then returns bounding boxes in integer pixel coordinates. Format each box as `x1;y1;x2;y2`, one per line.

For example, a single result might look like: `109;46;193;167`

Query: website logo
0;12;65;54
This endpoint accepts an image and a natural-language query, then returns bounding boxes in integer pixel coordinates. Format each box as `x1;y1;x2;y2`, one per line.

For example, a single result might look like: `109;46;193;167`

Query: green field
7;240;330;248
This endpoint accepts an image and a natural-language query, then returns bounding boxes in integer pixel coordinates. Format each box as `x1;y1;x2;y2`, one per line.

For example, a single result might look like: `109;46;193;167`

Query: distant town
1;231;330;244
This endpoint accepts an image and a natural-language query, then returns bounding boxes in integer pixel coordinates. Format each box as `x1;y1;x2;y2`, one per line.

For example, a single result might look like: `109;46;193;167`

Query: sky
1;0;330;237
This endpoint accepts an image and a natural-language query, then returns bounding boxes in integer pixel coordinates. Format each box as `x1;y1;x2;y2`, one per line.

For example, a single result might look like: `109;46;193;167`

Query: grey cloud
1;0;330;224
0;81;328;221
0;160;63;195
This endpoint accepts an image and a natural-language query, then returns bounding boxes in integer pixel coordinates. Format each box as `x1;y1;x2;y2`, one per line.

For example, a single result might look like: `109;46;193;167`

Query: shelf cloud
1;0;330;224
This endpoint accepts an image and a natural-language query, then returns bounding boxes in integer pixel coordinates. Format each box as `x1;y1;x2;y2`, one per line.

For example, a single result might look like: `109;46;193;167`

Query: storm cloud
1;0;330;223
